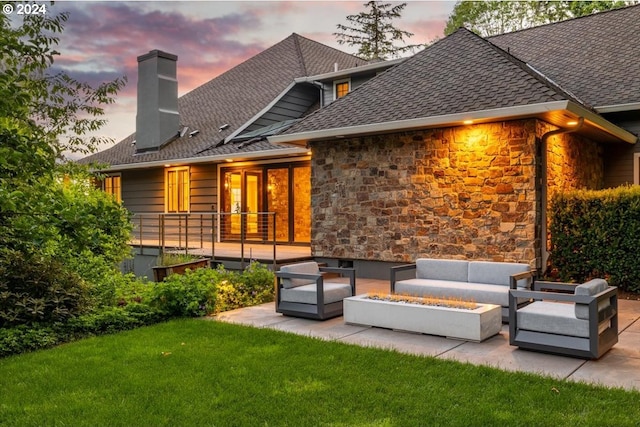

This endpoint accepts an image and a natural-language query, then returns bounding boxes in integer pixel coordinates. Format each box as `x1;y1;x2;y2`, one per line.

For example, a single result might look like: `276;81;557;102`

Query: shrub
215;262;274;313
549;186;640;292
147;267;220;317
0;250;90;327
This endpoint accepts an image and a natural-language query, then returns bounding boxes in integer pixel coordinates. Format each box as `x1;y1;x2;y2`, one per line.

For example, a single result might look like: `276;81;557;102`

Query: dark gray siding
122;168;164;213
603;113;640;188
246;84;318;132
322;71;380;106
191;164;217;212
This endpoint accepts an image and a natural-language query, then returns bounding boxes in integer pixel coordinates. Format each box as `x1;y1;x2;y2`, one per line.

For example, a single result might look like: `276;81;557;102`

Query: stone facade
311;119;541;266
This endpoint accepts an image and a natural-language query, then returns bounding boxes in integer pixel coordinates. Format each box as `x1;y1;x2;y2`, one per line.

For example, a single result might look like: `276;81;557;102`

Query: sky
31;1;457;156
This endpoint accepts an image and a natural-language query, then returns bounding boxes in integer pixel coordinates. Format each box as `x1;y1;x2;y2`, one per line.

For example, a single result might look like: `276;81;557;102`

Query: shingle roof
489;5;640;108
81;33;366;167
282;28;577;135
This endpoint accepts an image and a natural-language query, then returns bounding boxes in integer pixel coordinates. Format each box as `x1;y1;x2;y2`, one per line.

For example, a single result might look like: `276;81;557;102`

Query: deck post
272;212;276;271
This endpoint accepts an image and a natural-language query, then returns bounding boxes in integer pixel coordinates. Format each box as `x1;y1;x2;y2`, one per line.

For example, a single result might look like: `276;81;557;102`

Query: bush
549;186;640;292
147;267;220;317
0;251;90;327
215;262;275;313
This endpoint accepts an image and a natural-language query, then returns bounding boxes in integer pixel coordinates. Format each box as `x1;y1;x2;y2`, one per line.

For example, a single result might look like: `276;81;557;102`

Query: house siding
190;164;217;212
121;168;164;213
246;84;318;132
310;119;540;267
602;115;640;187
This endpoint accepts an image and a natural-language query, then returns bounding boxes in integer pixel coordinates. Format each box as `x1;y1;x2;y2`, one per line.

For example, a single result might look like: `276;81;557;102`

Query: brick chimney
135;50;179;153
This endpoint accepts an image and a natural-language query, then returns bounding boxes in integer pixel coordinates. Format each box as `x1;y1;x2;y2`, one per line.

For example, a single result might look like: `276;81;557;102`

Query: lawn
1;319;639;427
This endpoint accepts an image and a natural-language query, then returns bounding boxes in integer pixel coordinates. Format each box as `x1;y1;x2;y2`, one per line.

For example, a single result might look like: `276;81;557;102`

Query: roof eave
89;147;309;172
294;58;405;83
595;102;640;113
269;100;637;146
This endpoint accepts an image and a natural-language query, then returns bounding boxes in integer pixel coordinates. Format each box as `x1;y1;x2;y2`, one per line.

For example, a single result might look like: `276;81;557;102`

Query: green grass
1;320;639;426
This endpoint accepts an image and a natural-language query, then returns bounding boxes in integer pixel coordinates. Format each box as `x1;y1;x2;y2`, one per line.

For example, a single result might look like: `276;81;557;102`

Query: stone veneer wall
541;120;604;197
311;119;541;266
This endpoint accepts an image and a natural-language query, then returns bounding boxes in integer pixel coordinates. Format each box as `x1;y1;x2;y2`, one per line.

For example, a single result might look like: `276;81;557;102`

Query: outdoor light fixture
567;120;579;126
463;120;474;125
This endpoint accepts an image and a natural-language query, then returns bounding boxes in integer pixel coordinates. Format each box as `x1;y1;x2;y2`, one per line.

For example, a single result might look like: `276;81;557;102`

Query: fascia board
566;101;638;144
595;102;640;113
91;147;309;172
270;100;638;146
294;58;405;83
269;101;572;145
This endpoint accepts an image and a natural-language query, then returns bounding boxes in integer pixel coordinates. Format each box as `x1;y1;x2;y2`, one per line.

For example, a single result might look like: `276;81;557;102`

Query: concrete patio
214;278;640;392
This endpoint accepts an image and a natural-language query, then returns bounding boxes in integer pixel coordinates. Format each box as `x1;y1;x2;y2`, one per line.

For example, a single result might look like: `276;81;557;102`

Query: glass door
222;169;263;240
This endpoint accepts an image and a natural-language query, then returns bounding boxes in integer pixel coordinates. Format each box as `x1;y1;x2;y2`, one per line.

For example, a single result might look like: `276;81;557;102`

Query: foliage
0;304;165;358
0;6;131;329
215;262;275;313
2;320;640;426
147;262;275;317
444;1;634;37
548;186;640;292
0;250;90;327
334;1;419;59
157;252;203;267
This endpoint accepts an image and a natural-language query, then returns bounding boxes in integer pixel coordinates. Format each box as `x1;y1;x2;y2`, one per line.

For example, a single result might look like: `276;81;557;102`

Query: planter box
343;295;501;342
152;259;209;282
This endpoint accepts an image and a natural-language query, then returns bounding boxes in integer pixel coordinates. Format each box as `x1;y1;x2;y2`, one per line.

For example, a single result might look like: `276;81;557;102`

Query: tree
1;5;131;325
334;1;418;60
444;1;635;37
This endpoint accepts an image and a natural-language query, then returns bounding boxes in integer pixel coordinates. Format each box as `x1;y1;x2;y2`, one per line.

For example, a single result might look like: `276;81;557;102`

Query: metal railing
131;212;277;269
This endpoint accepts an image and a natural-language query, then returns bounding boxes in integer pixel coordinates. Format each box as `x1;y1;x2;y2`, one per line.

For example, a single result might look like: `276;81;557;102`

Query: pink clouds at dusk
44;1;456;154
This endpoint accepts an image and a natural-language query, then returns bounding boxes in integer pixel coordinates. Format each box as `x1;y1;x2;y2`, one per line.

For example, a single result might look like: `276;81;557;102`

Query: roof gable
281;28;574;136
81;34;366;167
489;5;640;108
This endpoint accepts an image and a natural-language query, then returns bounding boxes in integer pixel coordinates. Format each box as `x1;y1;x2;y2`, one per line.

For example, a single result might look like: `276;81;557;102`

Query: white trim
596;102;640;113
269;100;638;146
295;58;405;83
94;147;309;172
634;153;640;185
223;81;298;143
333;78;351;101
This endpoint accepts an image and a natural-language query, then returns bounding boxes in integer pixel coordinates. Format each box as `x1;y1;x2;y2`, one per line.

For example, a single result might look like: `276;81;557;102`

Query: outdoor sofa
390;258;534;322
509;278;618;359
276;261;356;320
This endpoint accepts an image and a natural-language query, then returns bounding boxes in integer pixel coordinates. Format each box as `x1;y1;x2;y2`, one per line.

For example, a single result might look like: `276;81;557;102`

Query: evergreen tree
334;1;418;60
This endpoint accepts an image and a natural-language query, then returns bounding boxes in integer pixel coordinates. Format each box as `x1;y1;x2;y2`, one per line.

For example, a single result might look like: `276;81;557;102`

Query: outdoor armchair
276;261;356;320
509;279;618;359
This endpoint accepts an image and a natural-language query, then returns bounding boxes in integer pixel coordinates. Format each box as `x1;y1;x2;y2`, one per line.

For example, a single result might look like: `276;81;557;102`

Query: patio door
222;169;263;239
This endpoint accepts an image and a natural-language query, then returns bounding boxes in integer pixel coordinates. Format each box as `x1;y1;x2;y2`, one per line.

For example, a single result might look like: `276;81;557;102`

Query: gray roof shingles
489;5;640;108
282;28;575;135
81;33;366;167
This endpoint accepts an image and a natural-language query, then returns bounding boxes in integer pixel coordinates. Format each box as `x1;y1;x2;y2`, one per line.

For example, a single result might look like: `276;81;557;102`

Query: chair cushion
517;301;589;338
468;261;530;287
415;259;469;282
279;262;319;289
575;278;609;320
280;282;353;305
394;279;521;307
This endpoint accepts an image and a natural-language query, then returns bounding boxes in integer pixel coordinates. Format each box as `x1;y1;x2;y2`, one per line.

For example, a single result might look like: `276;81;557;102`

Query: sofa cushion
468;261;530;287
280;282;353;305
575;279;610;320
517;301;589;338
415;259;469;282
279;262;320;289
394;279;519;307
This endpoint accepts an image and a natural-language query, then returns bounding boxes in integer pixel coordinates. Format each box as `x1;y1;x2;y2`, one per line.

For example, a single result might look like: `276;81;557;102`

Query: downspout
539;117;584;273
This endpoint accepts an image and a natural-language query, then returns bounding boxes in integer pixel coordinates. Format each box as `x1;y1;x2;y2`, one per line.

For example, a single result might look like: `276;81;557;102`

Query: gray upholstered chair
276;261;356;320
509;279;618;359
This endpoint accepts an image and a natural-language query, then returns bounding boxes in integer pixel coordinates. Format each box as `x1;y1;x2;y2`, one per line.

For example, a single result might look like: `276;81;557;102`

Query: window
334;79;350;100
166;167;190;212
103;175;121;203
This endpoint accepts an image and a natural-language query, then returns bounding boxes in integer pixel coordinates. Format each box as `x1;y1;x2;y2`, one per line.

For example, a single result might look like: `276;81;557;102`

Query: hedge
548;186;640;293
